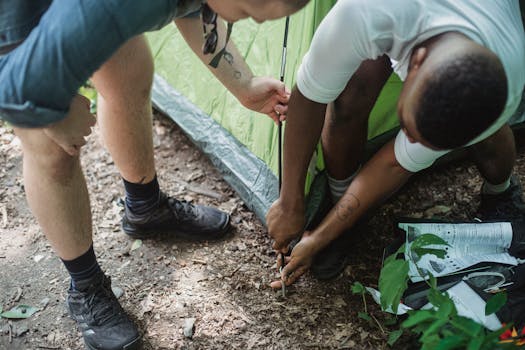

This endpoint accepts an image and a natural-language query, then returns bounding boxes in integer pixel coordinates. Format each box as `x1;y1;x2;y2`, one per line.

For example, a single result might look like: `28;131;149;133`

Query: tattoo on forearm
335;193;360;221
222;51;242;80
222;51;241;79
224;52;233;65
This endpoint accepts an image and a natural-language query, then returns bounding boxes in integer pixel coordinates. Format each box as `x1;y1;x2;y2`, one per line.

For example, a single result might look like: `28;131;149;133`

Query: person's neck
409;32;479;73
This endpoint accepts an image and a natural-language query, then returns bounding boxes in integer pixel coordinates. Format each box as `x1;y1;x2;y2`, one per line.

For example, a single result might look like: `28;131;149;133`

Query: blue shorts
0;0;200;127
0;1;52;54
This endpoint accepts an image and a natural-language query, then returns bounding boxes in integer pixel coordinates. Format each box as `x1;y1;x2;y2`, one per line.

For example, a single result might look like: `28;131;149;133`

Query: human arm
271;139;413;288
174;16;289;123
266;87;327;252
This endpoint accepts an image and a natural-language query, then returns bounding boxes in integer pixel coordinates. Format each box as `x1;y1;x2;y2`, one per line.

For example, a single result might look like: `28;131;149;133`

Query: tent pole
278;16;290;297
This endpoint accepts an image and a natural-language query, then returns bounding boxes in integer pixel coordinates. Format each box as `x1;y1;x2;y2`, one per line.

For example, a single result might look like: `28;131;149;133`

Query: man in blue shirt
0;1;309;349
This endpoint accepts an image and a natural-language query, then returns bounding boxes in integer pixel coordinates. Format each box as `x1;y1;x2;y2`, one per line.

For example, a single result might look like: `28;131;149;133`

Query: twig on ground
228;266;241;278
36;345;62;349
192;259;207;265
371;313;385;334
173;179;225;201
7;322;12;343
1;204;7;228
13;287;22;303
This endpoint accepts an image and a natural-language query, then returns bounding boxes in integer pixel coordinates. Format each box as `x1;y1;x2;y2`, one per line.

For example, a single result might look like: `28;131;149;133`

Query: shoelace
85;279;126;326
167;197;199;221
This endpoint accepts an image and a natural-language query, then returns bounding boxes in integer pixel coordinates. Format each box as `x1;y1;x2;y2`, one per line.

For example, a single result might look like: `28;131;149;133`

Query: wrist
236;75;255;105
303;231;325;254
280;192;305;213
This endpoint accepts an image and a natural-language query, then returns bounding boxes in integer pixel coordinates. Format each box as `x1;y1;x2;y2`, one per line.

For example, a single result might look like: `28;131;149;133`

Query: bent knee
14;127;79;177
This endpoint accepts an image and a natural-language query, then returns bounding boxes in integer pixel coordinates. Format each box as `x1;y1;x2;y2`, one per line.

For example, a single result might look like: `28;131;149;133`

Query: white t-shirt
297;0;525;172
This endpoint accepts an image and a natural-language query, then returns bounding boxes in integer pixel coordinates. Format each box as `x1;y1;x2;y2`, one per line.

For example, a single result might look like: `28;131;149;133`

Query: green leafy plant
377;233;517;350
79;83;97;113
352;281;402;346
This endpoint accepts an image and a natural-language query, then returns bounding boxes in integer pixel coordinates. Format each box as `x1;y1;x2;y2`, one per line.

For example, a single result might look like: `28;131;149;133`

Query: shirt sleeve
0;0;177;128
296;0;382;104
394;130;450;172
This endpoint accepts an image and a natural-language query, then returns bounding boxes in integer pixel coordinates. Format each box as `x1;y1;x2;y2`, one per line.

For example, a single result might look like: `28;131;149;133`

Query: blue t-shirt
0;0;201;127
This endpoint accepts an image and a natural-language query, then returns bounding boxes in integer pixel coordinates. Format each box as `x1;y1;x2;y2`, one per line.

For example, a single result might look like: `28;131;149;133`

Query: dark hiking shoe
477;175;525;221
122;191;230;239
67;273;140;350
310;230;351;281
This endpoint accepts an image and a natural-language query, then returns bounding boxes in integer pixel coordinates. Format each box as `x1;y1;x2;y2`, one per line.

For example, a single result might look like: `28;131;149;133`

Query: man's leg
469;124;525;220
13;128;140;350
312;55;392;280
91;35;229;239
322;55;393;202
14;129;92;259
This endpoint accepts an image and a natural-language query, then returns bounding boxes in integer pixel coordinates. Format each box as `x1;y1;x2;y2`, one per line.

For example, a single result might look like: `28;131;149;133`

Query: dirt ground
1;114;524;350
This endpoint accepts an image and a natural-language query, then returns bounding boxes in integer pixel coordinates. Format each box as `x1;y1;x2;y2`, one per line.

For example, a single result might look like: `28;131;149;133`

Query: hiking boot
122;191;230;239
67;272;140;350
310;230;351;281
477;175;525;221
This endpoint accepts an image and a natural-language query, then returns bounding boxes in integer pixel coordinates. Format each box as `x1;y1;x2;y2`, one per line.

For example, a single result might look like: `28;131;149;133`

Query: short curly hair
415;53;508;149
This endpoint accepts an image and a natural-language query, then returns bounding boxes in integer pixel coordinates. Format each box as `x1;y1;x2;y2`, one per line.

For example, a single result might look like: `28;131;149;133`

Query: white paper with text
398;222;517;282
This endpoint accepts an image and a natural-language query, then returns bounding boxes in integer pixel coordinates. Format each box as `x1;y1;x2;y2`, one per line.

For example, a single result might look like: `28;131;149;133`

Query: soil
1;113;524;350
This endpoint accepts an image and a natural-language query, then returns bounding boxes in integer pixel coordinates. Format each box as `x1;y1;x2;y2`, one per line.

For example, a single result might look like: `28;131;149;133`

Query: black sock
123;175;160;216
61;244;102;290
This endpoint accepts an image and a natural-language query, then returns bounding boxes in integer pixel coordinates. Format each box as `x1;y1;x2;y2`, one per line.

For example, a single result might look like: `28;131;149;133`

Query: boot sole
84;335;141;350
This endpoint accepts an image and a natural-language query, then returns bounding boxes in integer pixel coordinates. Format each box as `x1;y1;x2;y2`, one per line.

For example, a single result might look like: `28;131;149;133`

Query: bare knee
14;128;80;180
329;55;392;126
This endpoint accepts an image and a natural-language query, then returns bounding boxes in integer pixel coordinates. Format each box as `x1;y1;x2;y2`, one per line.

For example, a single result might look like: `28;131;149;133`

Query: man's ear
409;47;427;71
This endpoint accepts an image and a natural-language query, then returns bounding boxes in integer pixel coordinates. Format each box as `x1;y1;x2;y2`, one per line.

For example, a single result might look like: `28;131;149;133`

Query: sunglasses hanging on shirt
201;2;234;68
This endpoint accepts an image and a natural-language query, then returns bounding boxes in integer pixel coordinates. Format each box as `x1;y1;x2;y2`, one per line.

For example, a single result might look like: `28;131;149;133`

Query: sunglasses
201;2;234;68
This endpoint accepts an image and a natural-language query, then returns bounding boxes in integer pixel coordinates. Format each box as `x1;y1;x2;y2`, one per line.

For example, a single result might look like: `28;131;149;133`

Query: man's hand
266;198;305;253
43;95;96;156
239;76;290;124
270;233;318;289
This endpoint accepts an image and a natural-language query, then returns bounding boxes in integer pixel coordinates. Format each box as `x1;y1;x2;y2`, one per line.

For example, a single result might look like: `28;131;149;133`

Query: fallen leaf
40;298;50;309
130;239;142;252
424;205;451;217
140;294;154;316
1;305;38;319
14;324;29;337
112;286;124;299
183;318;196;338
333;296;347;308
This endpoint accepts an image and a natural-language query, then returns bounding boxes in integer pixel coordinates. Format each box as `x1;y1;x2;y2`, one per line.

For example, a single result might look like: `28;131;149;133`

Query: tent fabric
151;75;277;222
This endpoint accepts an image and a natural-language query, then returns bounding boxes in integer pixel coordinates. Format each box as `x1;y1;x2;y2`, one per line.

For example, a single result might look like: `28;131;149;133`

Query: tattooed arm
175;17;288;122
271;139;413;288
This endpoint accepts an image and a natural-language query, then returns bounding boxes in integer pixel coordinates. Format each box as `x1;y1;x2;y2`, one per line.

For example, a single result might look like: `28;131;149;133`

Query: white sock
327;166;361;203
482;176;511;195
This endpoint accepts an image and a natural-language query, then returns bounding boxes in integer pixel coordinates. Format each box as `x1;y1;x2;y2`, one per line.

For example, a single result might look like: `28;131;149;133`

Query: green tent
147;1;525;223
